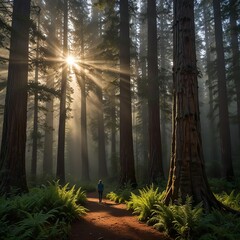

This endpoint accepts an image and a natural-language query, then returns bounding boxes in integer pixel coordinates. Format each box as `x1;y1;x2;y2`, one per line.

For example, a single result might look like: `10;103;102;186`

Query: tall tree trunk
119;0;137;187
43;95;54;176
79;73;90;181
159;7;169;176
139;2;148;180
31;8;41;179
56;0;68;183
230;0;240;140
213;0;234;180
110;88;117;177
147;0;164;182
79;14;90;181
202;4;220;177
165;0;224;211
0;0;31;194
96;84;108;178
43;1;58;177
91;2;108;179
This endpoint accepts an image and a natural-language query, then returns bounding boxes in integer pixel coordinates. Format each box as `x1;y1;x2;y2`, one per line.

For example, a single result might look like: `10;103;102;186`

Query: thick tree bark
56;0;68;183
147;0;164;183
0;0;31;194
165;0;224;211
213;0;234;180
119;0;137;187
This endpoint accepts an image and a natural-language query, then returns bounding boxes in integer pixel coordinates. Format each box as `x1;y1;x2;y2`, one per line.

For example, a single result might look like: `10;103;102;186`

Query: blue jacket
98;182;104;192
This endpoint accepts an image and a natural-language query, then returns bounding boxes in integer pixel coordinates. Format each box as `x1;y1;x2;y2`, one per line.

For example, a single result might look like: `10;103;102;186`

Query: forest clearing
0;0;240;239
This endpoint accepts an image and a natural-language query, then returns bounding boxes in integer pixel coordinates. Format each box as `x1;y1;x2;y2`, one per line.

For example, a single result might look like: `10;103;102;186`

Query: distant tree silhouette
119;0;137;187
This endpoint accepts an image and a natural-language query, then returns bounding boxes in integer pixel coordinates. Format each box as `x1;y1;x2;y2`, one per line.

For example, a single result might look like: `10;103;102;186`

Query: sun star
66;55;75;65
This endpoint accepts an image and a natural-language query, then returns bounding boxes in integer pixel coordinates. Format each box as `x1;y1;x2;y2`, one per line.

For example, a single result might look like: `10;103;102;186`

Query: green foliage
148;201;176;235
0;182;87;239
77;182;97;193
107;191;125;203
215;190;240;211
195;210;240;240
146;192;240;240
172;198;203;240
127;184;164;221
209;178;240;194
148;196;203;239
106;183;134;203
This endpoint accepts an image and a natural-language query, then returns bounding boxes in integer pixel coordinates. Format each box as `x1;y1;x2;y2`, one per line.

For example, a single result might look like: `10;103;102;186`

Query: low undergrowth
106;183;135;203
107;183;240;240
0;182;87;240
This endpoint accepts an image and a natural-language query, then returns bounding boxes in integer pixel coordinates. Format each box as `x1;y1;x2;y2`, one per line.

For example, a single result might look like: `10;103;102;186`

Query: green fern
106;191;125;203
127;185;163;221
215;190;240;211
148;196;203;239
0;182;87;239
148;202;176;235
106;184;133;203
196;209;240;240
172;197;203;240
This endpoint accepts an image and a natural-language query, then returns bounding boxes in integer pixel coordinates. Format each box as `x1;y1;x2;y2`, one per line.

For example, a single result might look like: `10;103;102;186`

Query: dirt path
69;192;172;240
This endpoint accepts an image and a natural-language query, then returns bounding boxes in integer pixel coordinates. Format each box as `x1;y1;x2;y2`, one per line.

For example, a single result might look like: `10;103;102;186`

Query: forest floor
69;192;173;240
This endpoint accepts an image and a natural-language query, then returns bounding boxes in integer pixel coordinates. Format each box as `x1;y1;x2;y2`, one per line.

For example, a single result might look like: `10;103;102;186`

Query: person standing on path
97;180;104;203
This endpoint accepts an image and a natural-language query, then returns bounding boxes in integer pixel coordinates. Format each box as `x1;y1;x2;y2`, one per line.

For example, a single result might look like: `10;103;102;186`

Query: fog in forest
0;0;239;188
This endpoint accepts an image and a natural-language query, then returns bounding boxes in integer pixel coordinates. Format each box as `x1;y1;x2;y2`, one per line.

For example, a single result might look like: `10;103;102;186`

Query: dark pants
98;191;103;202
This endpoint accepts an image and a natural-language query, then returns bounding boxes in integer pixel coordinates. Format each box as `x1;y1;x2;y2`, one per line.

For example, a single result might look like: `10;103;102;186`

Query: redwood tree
56;0;68;183
91;2;108;179
165;0;225;211
213;0;234;180
79;12;90;181
119;0;137;187
0;0;31;194
43;1;58;177
229;0;240;139
147;0;164;183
